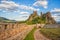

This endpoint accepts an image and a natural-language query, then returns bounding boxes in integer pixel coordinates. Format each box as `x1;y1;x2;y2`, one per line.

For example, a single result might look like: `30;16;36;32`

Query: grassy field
40;28;60;40
24;27;36;40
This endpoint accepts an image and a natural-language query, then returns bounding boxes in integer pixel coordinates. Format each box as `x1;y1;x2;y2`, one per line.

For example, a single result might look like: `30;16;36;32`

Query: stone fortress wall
0;22;34;40
0;22;21;31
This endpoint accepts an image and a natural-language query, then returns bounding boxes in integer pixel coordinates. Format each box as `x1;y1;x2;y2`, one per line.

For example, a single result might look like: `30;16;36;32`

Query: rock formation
27;11;56;24
27;11;38;21
42;12;56;24
27;11;41;24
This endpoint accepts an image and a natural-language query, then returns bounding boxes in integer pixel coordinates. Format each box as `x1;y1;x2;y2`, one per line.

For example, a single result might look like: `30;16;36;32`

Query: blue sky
0;0;60;22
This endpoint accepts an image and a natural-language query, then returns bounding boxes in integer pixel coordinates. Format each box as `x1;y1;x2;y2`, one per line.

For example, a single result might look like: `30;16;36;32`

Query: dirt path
34;29;51;40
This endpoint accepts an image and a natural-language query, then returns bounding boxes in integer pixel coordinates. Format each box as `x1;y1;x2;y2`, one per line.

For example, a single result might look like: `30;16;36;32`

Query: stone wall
0;22;34;40
44;24;60;28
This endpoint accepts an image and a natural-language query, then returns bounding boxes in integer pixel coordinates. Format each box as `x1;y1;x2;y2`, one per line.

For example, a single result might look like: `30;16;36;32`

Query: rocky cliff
27;11;56;24
27;11;38;21
27;11;41;24
41;12;56;24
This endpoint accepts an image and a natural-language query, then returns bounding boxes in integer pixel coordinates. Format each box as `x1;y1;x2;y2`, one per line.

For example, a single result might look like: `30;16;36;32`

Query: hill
0;17;16;22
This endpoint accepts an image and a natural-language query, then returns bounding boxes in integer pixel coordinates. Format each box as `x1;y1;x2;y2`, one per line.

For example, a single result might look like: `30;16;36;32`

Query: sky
0;0;60;22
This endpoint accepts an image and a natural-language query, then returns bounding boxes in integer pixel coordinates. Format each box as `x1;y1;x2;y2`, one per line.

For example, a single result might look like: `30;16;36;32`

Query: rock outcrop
27;11;41;24
41;12;56;24
27;11;56;24
27;11;38;21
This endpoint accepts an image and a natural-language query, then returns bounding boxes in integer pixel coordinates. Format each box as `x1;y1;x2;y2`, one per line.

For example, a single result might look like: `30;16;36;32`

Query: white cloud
33;0;48;8
0;1;19;12
12;14;29;21
20;12;29;14
0;1;39;12
51;8;60;12
1;0;6;1
19;12;30;18
1;0;10;1
53;16;60;22
51;12;60;22
19;5;39;11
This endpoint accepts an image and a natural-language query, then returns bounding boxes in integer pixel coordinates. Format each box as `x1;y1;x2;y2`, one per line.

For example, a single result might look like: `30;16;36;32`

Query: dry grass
40;28;60;40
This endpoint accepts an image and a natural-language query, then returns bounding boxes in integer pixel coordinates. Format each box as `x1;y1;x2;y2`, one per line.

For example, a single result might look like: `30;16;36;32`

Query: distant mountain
0;17;16;22
26;11;56;24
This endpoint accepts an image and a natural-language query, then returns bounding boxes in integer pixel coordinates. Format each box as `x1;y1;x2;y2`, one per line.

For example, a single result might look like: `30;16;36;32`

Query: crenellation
0;22;21;40
0;22;19;31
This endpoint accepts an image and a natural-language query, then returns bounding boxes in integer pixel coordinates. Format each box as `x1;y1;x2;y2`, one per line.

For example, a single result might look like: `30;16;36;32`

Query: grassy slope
24;27;36;40
40;28;60;40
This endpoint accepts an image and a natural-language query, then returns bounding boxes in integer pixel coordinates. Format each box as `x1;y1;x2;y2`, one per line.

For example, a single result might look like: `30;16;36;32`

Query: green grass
40;28;60;40
24;27;36;40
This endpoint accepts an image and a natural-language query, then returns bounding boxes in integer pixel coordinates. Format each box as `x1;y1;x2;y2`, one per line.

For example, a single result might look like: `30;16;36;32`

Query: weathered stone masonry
0;22;34;40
